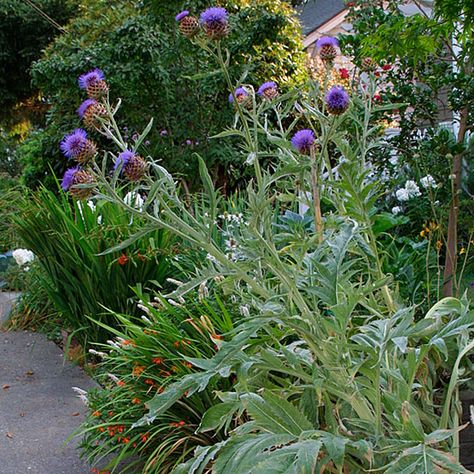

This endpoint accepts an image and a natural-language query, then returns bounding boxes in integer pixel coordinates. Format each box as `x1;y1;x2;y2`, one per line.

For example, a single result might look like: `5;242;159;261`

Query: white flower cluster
391;206;401;215
12;249;35;267
218;212;244;225
395;180;421;202
420;175;437;189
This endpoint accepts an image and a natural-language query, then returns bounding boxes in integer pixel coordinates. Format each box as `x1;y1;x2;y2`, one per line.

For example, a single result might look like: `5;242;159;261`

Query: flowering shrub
52;6;474;473
78;289;236;473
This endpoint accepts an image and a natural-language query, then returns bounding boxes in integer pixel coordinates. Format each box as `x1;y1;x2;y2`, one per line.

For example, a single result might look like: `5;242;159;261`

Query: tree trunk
442;107;469;297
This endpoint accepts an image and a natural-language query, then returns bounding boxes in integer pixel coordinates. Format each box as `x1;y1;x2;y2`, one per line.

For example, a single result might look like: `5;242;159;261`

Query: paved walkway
0;294;99;473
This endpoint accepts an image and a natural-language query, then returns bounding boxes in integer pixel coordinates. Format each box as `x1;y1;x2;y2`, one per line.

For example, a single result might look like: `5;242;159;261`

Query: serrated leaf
242;392;313;436
198;402;239;433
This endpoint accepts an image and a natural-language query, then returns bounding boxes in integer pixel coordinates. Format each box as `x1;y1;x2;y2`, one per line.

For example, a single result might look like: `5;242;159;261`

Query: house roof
297;0;347;36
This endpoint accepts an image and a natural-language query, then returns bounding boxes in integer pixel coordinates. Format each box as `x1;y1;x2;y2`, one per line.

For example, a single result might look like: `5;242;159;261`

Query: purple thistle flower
114;150;134;172
60;129;88;158
77;99;97;118
291;129;316;155
229;87;248;103
470;281;474;289
160;129;168;136
78;68;105;90
257;81;277;97
175;10;189;22
316;36;339;50
200;7;228;26
325;86;350;115
61;166;80;191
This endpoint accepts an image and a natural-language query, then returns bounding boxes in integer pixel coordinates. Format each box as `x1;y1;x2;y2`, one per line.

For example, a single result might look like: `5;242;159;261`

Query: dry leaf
25;371;34;376
2;384;10;390
71;412;80;417
6;432;13;439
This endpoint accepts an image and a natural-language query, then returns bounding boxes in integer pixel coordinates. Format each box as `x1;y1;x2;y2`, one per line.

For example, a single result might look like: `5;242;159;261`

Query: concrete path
0;291;21;325
0;310;99;472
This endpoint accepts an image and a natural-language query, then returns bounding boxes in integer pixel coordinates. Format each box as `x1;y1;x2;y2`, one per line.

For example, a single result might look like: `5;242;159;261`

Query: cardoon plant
56;7;473;473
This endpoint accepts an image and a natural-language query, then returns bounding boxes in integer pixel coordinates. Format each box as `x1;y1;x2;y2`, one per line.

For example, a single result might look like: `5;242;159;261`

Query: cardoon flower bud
176;10;200;38
77;99;107;130
361;57;376;71
60;129;97;164
78;68;108;99
61;166;95;199
325;86;350;115
291;129;316;155
316;36;339;64
229;87;250;107
114;150;147;182
257;81;278;100
200;7;229;40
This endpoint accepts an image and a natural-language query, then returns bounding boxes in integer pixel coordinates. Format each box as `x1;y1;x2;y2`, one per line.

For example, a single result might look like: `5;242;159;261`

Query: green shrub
14;186;172;346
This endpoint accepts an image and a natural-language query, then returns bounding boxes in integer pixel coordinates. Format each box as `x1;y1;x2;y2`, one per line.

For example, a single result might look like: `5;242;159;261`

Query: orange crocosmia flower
117;380;126;387
173;341;180;348
183;361;193;368
170;421;186;428
132;397;141;405
92;411;101;417
141;433;149;443
132;365;145;377
152;357;163;365
144;379;154;385
117;253;129;266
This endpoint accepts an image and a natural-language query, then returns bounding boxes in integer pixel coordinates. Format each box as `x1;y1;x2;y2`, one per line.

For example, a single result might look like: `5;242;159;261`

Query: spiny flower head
60;129;88;158
258;81;278;100
316;36;339;50
200;7;229;39
177;10;200;37
61;166;80;191
77;99;97;119
175;10;189;21
114;150;134;172
115;150;147;181
325;86;350;115
200;7;228;25
78;68;105;90
228;87;248;103
291;129;316;155
316;36;339;63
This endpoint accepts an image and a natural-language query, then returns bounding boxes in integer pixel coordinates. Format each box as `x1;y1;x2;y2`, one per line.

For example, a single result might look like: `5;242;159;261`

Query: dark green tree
0;0;76;121
341;0;473;297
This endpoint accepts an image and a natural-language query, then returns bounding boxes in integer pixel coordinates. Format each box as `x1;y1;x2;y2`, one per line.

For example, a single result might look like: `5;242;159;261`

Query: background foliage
22;0;306;190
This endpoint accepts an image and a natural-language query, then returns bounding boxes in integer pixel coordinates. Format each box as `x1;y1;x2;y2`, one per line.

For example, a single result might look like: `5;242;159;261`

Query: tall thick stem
443;106;468;297
310;147;323;243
